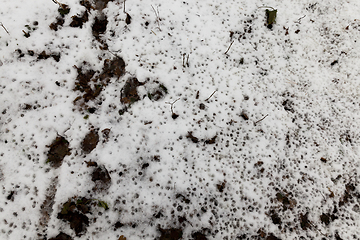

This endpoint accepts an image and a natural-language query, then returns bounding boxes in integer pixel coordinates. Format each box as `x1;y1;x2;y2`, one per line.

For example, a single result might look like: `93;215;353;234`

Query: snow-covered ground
1;0;360;239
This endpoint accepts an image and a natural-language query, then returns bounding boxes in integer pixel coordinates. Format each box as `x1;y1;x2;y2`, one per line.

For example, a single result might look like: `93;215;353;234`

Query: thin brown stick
254;114;268;125
0;22;9;35
224;40;234;54
22;30;30;38
205;90;217;102
123;0;126;13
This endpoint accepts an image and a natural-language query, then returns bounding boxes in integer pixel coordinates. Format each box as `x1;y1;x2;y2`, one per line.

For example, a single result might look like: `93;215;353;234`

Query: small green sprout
97;200;109;210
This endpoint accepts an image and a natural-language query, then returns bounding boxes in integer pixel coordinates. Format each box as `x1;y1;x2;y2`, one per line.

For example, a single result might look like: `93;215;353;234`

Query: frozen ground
0;0;360;239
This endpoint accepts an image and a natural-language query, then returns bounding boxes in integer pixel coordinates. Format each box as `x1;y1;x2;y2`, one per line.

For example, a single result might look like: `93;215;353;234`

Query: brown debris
204;135;217;144
46;135;71;168
73;57;125;110
91;165;111;192
120;77;144;105
70;11;89;28
157;227;183;240
49;232;73;240
57;198;91;236
299;212;311;230
92;15;108;37
186;131;199;143
81;129;99;154
49;17;65;31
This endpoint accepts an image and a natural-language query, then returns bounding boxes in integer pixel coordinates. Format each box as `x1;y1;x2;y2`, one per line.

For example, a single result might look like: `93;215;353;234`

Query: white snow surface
0;0;360;239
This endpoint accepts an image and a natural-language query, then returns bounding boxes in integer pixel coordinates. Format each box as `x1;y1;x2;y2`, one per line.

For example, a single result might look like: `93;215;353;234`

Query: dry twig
205;90;217;102
0;22;10;35
224;40;234;54
254;114;268;125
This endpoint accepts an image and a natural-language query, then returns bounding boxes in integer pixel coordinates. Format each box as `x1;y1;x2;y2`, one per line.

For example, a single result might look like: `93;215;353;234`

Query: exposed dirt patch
186;131;199;143
81;128;99;154
101;57;126;80
73;57;125;111
70;11;89;28
299;212;311;230
92;15;108;37
339;182;359;207
93;0;114;11
37;51;61;62
157;226;183;240
15;49;61;62
275;190;297;211
268;209;282;225
191;229;210;240
49;232;73;240
46;135;71;168
57;197;96;236
49;17;65;31
91;165;111;192
120;77;145;105
204;135;217;145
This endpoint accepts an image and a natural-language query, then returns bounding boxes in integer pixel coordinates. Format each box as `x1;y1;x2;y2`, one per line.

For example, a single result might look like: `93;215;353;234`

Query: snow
1;0;360;239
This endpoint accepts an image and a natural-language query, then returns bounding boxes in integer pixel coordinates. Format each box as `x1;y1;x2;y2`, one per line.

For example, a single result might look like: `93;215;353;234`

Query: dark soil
57;197;93;236
49;232;73;240
49;17;65;31
70;11;89;28
46;135;71;168
81;128;99;154
73;57;126;111
191;229;210;240
186;131;199;143
120;77;145;105
157;226;183;240
37;51;61;62
91;165;111;192
92;15;108;37
299;212;311;230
